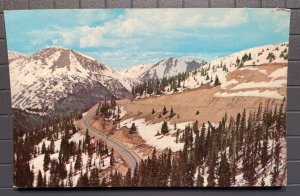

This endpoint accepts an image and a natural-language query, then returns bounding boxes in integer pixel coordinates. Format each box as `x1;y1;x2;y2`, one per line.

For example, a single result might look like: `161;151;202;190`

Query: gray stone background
0;0;300;195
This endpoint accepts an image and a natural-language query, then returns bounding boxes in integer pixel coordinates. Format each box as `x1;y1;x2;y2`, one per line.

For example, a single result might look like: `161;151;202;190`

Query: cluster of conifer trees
95;97;121;123
14;101;286;187
131;72;189;97
13;114;113;188
119;102;286;187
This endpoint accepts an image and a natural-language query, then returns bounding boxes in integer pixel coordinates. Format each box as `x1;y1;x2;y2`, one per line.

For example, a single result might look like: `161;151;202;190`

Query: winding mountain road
80;105;141;172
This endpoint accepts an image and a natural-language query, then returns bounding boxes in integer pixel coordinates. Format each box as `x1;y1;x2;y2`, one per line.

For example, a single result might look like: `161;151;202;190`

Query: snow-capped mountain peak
9;47;129;116
8;51;29;62
119;57;207;81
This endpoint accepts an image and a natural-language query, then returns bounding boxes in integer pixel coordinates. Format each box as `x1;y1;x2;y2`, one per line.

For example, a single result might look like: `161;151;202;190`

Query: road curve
80;105;141;172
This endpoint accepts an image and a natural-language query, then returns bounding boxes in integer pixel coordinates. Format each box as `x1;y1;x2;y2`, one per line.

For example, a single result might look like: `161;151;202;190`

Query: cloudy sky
5;8;290;70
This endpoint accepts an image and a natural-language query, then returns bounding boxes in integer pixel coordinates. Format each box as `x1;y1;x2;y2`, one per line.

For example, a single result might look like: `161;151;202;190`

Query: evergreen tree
89;168;100;187
43;150;51;171
214;75;220;86
152;108;156;114
41;142;46;154
161;121;169;135
110;148;114;166
124;168;132;186
49;138;55;154
129;123;137;134
218;154;231;187
169;108;175;118
162;106;168;115
74;153;82;171
37;170;44;187
85;129;90;145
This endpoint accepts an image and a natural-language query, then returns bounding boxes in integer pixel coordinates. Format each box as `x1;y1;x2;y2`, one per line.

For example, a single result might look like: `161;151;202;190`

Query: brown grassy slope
118;63;287;125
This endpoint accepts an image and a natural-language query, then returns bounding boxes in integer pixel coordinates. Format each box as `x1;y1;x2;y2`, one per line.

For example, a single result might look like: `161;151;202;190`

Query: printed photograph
4;8;290;188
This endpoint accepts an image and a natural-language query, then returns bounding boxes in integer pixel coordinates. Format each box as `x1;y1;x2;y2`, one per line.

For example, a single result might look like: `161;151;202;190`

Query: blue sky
4;8;290;70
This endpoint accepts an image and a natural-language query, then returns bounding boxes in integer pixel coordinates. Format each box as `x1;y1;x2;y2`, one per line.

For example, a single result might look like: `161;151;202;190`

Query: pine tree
129;123;137;134
161;121;169;135
162;106;168;115
77;173;89;187
43;150;51;171
37;170;44;187
85;129;90;145
49;138;55;154
151;108;156;114
214;75;220;86
169;107;175;118
124;168;132;186
74;153;82;171
89;168;100;187
41;142;46;154
218;154;231;187
110;148;114;166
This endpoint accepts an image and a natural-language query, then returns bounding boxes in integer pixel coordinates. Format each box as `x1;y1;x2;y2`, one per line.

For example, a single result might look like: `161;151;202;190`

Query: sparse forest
14;101;286;187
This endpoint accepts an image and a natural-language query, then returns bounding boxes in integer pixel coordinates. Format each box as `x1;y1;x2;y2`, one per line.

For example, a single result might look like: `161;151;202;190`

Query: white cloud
79;26;107;48
75;10;112;25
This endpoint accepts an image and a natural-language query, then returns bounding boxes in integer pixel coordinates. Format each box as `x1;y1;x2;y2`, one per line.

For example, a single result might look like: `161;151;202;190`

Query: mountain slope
120;57;207;81
8;51;29;62
184;43;288;91
9;47;130;116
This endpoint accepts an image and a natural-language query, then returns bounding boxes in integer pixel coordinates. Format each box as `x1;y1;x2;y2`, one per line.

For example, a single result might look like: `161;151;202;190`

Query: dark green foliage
169;107;175;118
14;101;286;188
131;72;189;97
151;108;156;114
267;52;276;62
37;170;44;187
161;121;169;135
129;123;137;134
214;75;220;86
162;106;168;115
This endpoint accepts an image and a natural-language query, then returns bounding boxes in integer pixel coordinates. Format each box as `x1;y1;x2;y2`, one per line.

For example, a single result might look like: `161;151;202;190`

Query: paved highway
80;106;141;172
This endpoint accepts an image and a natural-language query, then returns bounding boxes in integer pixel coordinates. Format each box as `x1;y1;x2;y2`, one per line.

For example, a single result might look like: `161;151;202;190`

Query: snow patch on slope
119;118;193;151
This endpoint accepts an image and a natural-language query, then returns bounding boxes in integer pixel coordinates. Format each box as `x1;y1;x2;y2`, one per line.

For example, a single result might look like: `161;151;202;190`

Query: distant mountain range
9;42;288;117
119;57;207;81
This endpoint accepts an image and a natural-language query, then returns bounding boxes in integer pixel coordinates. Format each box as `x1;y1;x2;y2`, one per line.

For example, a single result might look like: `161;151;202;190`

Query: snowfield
231;80;286;90
214;90;284;100
119;118;193;151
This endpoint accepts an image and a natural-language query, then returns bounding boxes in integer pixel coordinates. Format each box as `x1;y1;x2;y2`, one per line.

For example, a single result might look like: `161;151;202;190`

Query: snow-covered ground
119;118;193;151
185;43;287;90
231;80;286;91
214;90;284;99
30;131;112;187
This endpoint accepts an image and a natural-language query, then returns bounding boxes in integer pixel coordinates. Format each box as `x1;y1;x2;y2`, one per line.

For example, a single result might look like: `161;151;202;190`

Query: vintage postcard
5;8;290;188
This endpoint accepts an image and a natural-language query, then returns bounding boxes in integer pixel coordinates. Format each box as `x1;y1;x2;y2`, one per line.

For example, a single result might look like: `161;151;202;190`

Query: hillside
110;43;288;153
130;43;288;98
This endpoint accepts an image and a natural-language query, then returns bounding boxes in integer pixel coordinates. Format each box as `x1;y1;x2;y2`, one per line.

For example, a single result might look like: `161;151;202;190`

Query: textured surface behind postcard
0;0;300;195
